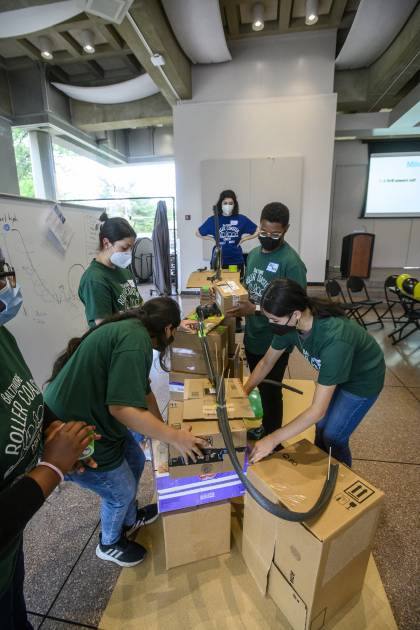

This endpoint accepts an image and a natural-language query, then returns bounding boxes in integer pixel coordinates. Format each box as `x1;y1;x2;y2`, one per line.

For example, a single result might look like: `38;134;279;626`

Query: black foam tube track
198;331;339;521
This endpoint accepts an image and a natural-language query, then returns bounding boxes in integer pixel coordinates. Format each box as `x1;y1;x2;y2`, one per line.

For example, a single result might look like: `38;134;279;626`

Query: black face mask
258;235;283;252
269;323;296;336
269;315;296;336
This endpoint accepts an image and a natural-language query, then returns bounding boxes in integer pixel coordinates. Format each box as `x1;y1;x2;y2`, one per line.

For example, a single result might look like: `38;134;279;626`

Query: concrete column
0;118;19;195
29;130;57;200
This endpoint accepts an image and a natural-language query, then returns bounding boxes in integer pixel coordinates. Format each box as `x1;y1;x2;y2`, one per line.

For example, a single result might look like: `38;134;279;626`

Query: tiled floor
23;290;420;629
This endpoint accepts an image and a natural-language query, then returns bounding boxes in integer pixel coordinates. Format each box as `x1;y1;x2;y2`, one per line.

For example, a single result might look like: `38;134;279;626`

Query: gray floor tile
24;482;100;615
408;387;420;402
27;612;44;629
350;387;420;464
383;368;404;387
352;460;420;630
39;619;96;629
47;527;121;628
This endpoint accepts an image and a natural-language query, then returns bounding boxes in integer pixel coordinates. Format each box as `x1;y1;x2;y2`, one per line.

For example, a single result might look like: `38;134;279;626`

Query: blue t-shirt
198;214;257;265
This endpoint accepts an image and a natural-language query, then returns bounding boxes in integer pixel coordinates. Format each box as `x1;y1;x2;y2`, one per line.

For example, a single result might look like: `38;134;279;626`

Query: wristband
254;303;261;315
38;461;64;483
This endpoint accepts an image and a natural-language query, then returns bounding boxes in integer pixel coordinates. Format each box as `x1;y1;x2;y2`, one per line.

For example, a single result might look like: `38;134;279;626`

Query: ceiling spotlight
305;0;319;25
38;36;53;60
81;30;95;54
252;2;265;31
151;53;165;67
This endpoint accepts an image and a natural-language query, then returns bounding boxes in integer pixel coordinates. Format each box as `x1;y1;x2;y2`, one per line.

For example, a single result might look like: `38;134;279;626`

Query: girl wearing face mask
78;212;142;328
196;190;258;273
44;298;206;568
245;278;385;468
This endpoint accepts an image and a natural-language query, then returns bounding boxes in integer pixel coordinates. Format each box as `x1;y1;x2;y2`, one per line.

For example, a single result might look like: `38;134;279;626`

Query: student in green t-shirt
226;202;307;441
79;212;143;328
245;279;385;467
44;297;207;568
0;274;98;629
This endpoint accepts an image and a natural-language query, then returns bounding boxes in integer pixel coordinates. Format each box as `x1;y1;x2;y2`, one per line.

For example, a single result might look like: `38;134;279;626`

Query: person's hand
226;299;255;318
43;420;99;472
249;434;277;464
179;319;198;333
171;426;207;464
42;421;101;474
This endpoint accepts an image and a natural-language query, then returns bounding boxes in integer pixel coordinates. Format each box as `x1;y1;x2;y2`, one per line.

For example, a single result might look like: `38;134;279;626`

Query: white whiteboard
0;195;103;386
200;157;303;260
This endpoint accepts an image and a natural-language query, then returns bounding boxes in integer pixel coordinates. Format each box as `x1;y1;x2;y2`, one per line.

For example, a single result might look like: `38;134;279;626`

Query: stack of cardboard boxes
156;377;254;569
159;279;253;568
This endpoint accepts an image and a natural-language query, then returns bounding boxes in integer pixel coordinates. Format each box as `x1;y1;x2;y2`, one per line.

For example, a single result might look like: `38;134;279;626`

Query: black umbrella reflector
131;237;153;283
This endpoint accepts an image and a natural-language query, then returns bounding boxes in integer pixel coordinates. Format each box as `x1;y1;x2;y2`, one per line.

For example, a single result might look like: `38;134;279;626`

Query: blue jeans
66;431;146;545
315;388;378;467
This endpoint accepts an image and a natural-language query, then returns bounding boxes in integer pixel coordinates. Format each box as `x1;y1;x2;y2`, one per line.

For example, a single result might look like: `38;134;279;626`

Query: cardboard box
242;439;384;630
183;377;253;420
186;270;240;289
170;326;228;375
153;437;246;513
162;501;231;569
169;371;203;401
214;280;248;313
167;401;246;478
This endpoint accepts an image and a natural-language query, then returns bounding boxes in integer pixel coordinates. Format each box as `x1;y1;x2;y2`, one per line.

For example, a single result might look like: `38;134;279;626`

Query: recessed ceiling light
252;2;265;32
38;36;53;60
305;0;319;26
81;30;96;54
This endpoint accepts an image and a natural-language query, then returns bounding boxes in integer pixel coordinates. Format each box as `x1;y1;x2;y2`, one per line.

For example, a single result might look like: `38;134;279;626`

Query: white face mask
222;203;234;216
110;251;132;268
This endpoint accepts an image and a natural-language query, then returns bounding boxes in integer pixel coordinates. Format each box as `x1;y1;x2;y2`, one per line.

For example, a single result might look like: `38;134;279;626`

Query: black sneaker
96;534;147;567
247;426;266;441
124;503;159;537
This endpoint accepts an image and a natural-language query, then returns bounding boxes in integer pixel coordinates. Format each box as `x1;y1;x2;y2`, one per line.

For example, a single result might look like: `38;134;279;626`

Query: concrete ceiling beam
114;0;191;105
70;92;172;132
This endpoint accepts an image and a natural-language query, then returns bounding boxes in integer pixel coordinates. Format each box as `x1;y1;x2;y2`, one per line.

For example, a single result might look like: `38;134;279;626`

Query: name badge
266;262;279;273
230;220;238;225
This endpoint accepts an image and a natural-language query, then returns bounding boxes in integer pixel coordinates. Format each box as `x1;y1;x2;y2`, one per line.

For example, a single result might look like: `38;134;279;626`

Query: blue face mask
0;283;23;326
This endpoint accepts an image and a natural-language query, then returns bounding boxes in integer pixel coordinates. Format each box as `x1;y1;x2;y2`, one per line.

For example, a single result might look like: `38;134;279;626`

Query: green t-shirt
271;317;385;397
79;260;143;328
244;242;307;355
44;319;153;471
0;327;44;595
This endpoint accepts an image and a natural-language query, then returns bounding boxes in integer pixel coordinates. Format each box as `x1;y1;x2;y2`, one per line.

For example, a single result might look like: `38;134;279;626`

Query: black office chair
382;275;402;327
346;276;384;328
325;279;364;326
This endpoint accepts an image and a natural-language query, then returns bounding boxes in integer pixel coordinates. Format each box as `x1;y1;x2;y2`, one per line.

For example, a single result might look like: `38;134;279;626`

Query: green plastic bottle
248;389;263;420
79;432;95;460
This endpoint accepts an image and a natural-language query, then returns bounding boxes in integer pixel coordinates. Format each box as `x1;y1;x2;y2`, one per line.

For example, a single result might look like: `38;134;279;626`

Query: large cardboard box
242;440;384;630
167;401;246;478
162;501;231;569
214;280;248;313
183;377;253;420
186;270;240;289
170;326;228;375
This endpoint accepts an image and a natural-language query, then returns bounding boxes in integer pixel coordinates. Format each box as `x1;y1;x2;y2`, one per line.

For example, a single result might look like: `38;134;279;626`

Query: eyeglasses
259;230;284;240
